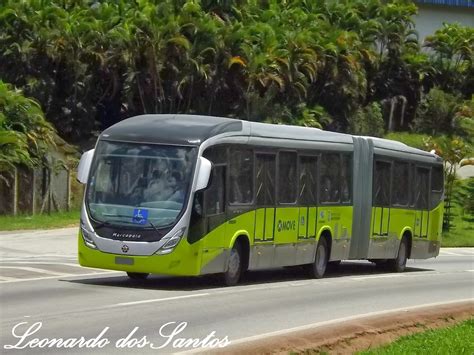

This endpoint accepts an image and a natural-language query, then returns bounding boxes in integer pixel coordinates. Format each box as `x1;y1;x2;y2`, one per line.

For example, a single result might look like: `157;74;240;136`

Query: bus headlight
80;223;97;249
156;228;185;254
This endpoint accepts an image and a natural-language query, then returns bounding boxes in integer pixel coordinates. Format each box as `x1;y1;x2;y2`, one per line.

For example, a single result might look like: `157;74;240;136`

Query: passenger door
414;167;430;238
298;156;318;240
371;160;392;257
253;153;276;268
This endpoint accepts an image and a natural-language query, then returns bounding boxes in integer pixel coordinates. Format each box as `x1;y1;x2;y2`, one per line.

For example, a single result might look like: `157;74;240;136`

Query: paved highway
0;228;473;353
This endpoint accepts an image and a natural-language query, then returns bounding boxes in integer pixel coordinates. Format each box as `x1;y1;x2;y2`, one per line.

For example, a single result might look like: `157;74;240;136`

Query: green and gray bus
77;114;444;285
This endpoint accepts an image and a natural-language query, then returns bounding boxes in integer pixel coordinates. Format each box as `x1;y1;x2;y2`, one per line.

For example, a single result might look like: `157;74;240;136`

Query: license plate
115;257;134;265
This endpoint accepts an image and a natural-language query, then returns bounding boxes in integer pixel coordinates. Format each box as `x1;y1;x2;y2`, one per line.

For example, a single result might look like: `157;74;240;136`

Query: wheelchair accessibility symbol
132;208;148;225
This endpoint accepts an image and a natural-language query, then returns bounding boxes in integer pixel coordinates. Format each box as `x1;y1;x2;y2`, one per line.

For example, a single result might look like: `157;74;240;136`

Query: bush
413;87;459;135
348;102;385;137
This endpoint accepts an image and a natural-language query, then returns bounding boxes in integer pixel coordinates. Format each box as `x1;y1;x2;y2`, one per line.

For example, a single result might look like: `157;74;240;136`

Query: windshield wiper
98;213;162;235
147;220;161;236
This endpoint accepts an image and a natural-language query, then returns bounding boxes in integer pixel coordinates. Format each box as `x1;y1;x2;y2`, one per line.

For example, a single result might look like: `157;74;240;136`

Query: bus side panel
201;209;255;274
412;202;443;259
368;206;390;259
317;205;353;261
78;231;202;276
274;207;299;266
386;207;415;259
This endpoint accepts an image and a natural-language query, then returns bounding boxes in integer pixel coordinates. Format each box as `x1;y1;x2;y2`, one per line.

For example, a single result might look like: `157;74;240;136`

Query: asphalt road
0;228;473;354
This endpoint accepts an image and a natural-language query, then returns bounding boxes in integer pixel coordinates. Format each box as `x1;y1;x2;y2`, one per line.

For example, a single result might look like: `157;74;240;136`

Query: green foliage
0;81;56;172
0;0;470;143
453;177;474;219
424;23;474;97
349;102;385;137
266;104;332;129
359;318;474;354
0;0;429;140
454;97;474;143
413;87;460;135
383;132;430;150
424;136;472;230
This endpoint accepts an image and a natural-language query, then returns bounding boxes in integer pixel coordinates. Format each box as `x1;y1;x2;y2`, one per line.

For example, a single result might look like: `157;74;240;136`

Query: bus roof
101;114;352;145
100;114;438;159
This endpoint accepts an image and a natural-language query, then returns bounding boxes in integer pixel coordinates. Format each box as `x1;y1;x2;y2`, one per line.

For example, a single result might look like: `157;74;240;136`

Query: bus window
415;167;430;210
203;145;227;164
341;155;352;203
256;154;276;206
204;165;226;215
373;161;391;207
278;151;297;203
299;156;317;205
229;148;253;204
430;166;444;209
320;153;340;203
392;162;409;206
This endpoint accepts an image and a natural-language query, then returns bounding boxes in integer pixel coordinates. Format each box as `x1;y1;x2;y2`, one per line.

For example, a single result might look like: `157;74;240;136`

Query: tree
0;81;55;172
424;23;474;98
425;136;472;230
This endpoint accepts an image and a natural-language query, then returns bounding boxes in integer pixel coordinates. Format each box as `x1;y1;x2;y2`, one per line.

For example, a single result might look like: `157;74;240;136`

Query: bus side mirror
194;157;212;191
77;149;95;184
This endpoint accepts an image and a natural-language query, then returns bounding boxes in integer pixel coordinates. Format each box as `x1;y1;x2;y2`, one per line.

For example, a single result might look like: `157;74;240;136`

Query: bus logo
121;244;129;253
277;220;296;232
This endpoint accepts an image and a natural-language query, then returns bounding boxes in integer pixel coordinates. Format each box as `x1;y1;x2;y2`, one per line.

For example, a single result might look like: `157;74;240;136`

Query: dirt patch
220;301;473;354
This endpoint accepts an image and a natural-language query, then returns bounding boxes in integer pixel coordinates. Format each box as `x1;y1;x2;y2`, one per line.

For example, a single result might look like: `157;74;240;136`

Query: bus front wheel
223;243;242;286
388;238;408;272
307;237;329;279
126;272;149;280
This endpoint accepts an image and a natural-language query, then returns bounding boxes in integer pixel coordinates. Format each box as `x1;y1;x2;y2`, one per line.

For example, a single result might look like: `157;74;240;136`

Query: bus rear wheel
307;237;329;279
223;243;242;286
388;238;408;272
126;272;149;280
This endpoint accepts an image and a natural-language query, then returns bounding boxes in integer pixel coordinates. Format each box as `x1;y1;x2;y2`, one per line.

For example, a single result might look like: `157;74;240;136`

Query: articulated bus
77;114;444;285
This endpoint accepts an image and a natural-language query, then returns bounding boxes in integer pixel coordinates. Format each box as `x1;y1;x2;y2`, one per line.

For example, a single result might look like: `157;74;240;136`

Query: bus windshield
86;141;196;228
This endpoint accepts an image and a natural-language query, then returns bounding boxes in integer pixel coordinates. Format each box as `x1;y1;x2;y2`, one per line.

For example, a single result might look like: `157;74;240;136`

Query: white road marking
178;298;474;354
351;274;406;280
0;276;17;281
0;261;95;269
0;254;76;259
0;271;120;283
439;251;463;256
109;293;210;307
0;266;67;276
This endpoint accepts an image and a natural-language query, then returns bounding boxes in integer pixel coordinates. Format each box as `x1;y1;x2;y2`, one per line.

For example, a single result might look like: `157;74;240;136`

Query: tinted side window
320;153;340;203
229;148;253;204
392;162;409;206
203;145;227;164
299;156;318;205
205;165;226;215
430;166;444;209
256;154;276;206
341;155;352;203
373;161;391;207
415;167;430;209
278;151;297;203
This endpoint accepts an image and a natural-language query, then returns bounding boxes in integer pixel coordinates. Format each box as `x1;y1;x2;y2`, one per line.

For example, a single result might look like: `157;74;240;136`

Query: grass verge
0;210;80;231
358;318;474;355
442;204;474;247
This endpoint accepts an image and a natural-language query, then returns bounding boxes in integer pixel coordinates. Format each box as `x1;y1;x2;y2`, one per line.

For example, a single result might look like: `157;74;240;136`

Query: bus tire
388;238;408;272
307;237;329;279
223;243;242;286
126;272;149;280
